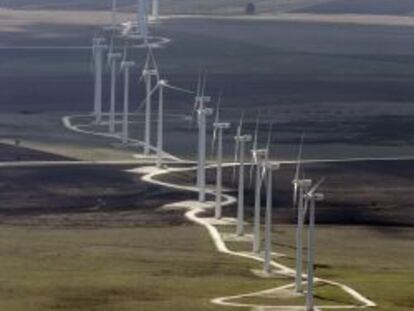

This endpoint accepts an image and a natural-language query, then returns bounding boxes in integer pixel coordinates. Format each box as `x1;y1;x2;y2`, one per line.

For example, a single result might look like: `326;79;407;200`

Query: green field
222;224;414;311
0;221;412;310
0;225;283;311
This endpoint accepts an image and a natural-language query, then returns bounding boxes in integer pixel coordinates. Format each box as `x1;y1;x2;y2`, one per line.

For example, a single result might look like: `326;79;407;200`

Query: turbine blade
215;93;221;124
249;151;257;186
211;93;222;154
211;127;217;154
148;45;159;75
201;72;207;98
134;83;160;112
238;111;244;135
260;165;267;185
252;110;261;154
266;121;273;158
292;134;305;207
122;41;128;62
231;163;238;184
308;177;326;196
232;139;239;183
294;134;305;181
302;196;309;217
196;70;202;97
144;48;150;70
164;83;195;95
293;183;298;207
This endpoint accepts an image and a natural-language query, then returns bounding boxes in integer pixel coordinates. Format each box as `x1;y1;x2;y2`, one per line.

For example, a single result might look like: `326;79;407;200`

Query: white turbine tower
111;0;117;29
212;97;230;219
138;0;149;45
121;59;135;145
262;160;280;274
251;120;271;254
303;179;325;311
142;49;159;155
92;38;107;124
107;42;122;134
152;0;159;20
249;111;261;186
156;79;167;167
194;76;212;202
292;135;312;293
258;123;275;271
234;114;252;236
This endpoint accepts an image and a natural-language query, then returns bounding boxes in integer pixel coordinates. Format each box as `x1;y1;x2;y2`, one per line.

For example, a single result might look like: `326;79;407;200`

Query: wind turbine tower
263;161;280;273
156;79;167;168
111;0;117;29
142;51;159;155
108;51;122;134
213;120;231;219
92;38;107;124
152;0;159;20
304;180;325;311
195;85;212;202
234;114;252;236
121;60;135;145
138;0;149;45
291;135;313;293
252;148;268;253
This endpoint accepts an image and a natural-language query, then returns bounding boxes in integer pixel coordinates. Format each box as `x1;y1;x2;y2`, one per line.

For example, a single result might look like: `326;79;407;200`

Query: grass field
218;223;414;310
0;225;283;311
0;222;412;310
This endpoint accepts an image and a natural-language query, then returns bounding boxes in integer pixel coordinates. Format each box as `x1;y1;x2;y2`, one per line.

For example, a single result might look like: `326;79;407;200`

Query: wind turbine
292;135;312;293
142;48;159;155
107;37;122;134
234;113;252;236
195;75;212;202
262;159;280;274
92;37;107;124
251;123;271;254
304;179;325;311
120;52;135;145
142;78;194;167
152;0;159;20
212;96;230;219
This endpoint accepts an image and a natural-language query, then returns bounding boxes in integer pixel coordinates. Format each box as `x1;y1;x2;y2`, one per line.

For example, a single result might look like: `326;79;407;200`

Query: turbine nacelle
195;96;211;104
198;107;213;116
121;61;135;70
264;162;280;170
213;122;230;129
253;148;268;160
235;134;252;142
143;69;158;77
306;192;324;202
158;79;168;87
292;178;312;188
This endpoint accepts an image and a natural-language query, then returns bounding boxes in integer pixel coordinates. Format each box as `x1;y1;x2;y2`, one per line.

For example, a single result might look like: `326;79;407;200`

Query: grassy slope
272;225;414;311
1;224;411;310
221;224;414;310
0;225;283;311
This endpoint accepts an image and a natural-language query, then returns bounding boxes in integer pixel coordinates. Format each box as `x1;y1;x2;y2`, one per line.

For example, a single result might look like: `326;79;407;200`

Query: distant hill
0;0;345;14
2;0;414;16
294;0;414;16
